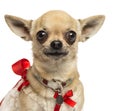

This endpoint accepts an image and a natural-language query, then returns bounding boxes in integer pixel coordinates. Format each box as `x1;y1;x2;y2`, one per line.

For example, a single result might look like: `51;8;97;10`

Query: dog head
5;10;105;63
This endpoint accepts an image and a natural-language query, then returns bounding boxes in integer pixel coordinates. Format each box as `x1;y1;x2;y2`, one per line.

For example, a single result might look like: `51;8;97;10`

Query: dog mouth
44;49;68;57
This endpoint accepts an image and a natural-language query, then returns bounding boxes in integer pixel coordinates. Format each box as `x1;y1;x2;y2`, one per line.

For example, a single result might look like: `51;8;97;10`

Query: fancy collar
33;74;73;93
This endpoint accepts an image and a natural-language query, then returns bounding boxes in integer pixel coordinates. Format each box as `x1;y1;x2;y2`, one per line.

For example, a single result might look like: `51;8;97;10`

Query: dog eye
36;30;48;43
65;31;76;45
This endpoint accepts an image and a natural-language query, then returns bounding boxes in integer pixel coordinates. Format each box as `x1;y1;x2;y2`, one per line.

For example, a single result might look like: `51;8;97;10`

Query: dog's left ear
79;15;105;42
4;15;32;41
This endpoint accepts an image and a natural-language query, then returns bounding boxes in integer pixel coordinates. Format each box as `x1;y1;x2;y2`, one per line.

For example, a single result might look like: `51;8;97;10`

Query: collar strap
33;74;73;92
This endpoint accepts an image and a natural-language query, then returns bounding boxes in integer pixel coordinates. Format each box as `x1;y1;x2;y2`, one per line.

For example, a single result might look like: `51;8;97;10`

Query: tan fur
4;10;105;111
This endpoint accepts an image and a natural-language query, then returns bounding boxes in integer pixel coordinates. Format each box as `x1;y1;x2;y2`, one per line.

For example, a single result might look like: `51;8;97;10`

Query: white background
0;0;120;111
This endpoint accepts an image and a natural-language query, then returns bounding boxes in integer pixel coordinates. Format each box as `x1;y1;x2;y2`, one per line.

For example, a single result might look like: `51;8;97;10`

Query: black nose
50;40;63;50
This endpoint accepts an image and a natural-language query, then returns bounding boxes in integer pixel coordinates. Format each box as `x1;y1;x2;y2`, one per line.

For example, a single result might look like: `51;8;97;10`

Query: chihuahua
1;10;105;111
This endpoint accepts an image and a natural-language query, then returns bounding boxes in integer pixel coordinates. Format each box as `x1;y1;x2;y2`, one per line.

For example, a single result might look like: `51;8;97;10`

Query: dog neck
32;57;79;81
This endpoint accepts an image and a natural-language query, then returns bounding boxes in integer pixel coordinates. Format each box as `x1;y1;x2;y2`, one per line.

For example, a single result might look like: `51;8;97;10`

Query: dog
0;10;105;111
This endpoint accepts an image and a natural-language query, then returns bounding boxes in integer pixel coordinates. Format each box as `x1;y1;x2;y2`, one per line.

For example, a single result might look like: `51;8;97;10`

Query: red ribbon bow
12;58;30;91
54;90;76;111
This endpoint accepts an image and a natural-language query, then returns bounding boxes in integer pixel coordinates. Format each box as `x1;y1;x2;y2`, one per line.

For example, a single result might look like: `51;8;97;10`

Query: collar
33;74;73;93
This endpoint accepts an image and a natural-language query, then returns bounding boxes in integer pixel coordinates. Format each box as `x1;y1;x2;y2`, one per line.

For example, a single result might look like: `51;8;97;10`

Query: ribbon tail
54;91;58;99
64;98;76;107
18;80;29;91
54;104;61;111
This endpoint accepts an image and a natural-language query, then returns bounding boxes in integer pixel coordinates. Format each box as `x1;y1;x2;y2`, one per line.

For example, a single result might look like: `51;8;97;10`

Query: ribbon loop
12;58;30;76
63;90;73;99
63;90;76;107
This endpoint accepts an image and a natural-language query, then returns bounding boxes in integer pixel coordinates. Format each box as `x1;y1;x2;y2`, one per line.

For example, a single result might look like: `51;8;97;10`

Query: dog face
4;10;105;62
31;11;81;61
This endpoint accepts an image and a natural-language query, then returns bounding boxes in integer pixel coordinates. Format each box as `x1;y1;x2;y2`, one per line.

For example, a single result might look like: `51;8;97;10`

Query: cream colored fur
2;10;105;111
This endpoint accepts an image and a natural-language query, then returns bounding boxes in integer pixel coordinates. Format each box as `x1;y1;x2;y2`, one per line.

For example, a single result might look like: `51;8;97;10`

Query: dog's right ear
4;15;32;41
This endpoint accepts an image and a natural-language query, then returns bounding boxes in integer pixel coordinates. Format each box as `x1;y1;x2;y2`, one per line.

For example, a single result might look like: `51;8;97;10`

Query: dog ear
79;15;105;42
4;15;33;41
